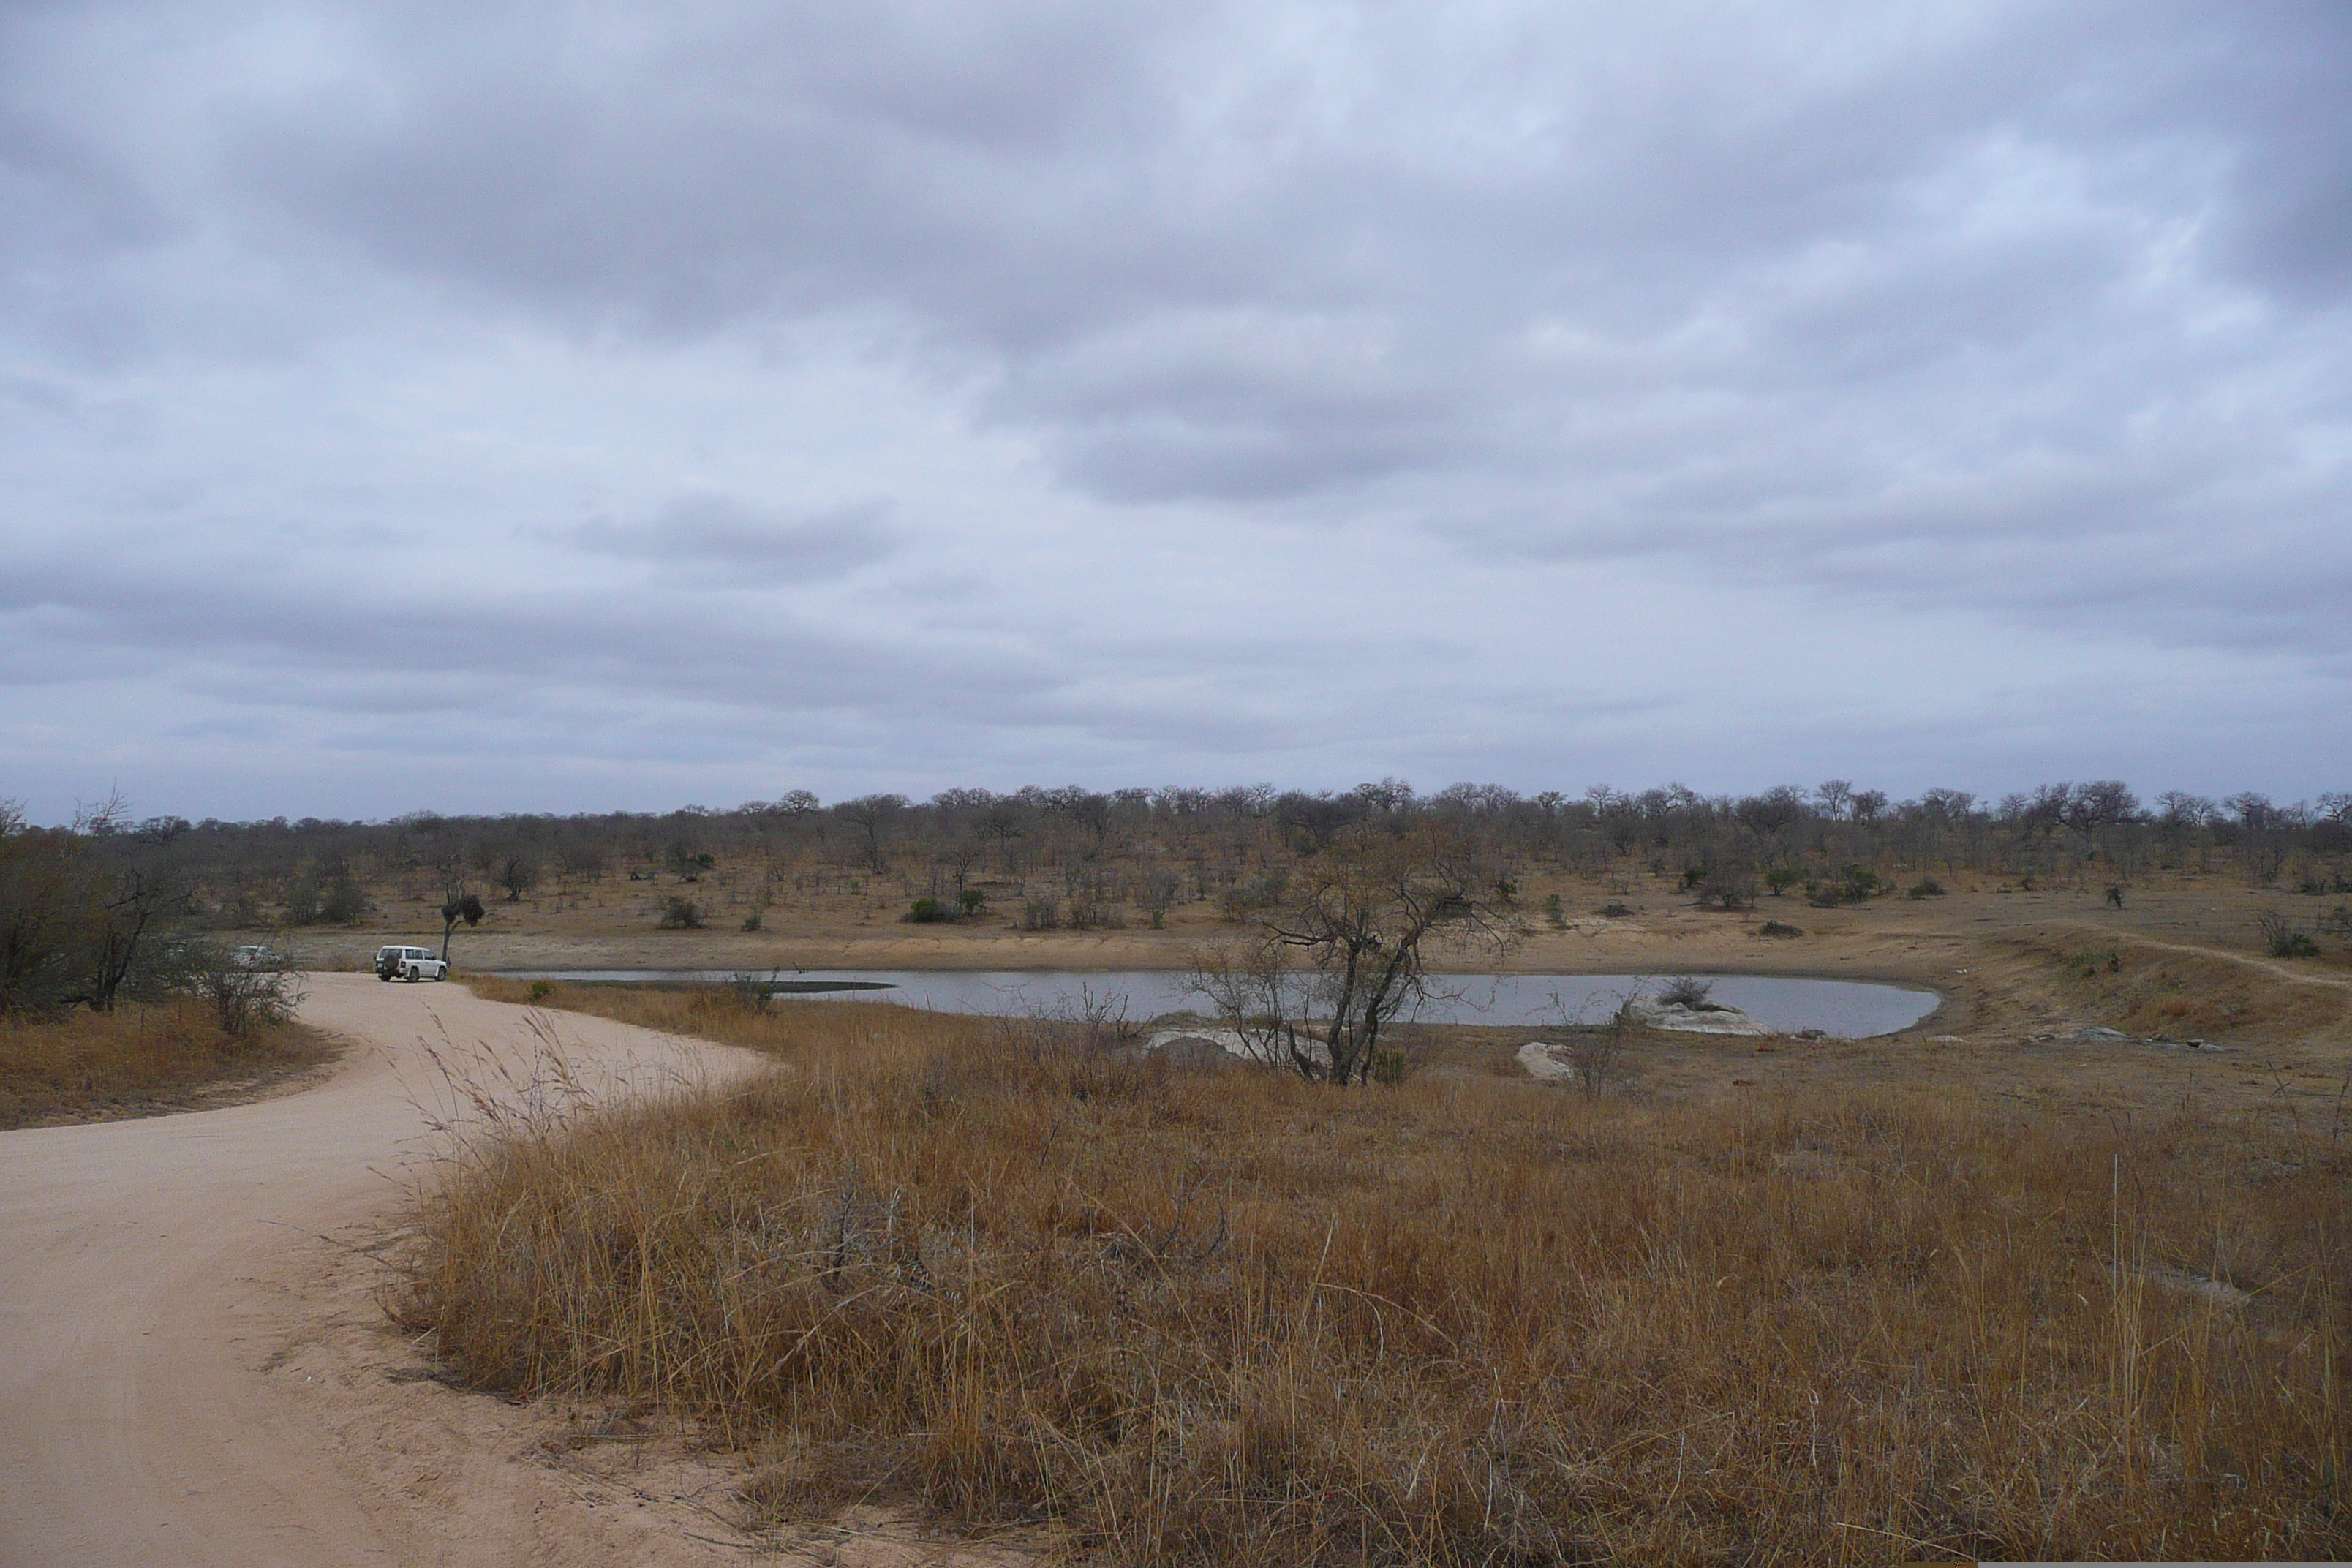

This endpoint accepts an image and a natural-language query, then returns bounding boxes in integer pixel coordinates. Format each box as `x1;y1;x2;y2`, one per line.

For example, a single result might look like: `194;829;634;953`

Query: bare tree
836;794;907;874
493;851;538;903
0;806;94;1013
979;799;1027;872
1189;823;1518;1085
84;864;187;1011
1140;867;1183;928
935;834;984;901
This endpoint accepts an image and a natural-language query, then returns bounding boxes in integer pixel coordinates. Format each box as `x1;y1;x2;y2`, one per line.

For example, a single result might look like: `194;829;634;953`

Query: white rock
1518;1041;1577;1080
1143;1026;1330;1065
1620;995;1773;1036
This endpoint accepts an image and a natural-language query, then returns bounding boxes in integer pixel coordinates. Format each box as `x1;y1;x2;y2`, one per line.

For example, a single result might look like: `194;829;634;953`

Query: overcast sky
4;1;2348;822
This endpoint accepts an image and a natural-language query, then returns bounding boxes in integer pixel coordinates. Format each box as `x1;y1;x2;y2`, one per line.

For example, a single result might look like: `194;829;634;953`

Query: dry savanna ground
367;860;2352;1136
265;853;2352;983
420;909;2352;1564
21;851;2348;1560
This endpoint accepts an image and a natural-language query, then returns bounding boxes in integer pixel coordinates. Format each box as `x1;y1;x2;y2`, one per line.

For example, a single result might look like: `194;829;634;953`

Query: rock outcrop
1142;1026;1334;1066
1619;995;1773;1036
1518;1041;1577;1080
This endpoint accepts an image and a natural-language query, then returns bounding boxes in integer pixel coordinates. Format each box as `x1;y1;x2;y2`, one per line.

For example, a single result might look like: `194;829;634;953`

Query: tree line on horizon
6;776;2349;1012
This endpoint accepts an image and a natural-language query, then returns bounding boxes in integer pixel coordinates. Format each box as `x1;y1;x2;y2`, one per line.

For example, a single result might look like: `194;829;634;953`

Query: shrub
657;896;704;930
2068;949;2122;979
742;911;763;932
195;956;304;1036
1215;870;1292;924
1597;902;1634;918
904;897;951;924
1763;867;1803;897
1758;920;1803;938
1019;894;1061;932
526;980;556;1004
1658;974;1715;1009
1138;871;1179;928
724;972;780;1008
1808;866;1881;908
1698;864;1758;911
1543;892;1566;927
1907;876;1946;898
2255;911;2321;958
957;888;987;917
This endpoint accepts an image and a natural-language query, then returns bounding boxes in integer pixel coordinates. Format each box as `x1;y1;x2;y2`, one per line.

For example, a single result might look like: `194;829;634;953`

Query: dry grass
463;976;835;1051
407;991;2351;1564
0;999;336;1128
2014;927;2351;1041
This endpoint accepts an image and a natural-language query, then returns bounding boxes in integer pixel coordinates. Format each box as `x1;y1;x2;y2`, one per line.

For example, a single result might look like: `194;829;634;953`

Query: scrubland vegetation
37;779;2350;958
1;796;317;1121
407;989;2351;1564
0;996;328;1128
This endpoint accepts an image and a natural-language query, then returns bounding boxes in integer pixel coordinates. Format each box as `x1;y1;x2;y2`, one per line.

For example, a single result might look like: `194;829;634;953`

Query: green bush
905;897;951;924
1698;864;1758;911
1807;867;1881;908
1907;877;1946;899
2256;911;2320;958
657;896;704;930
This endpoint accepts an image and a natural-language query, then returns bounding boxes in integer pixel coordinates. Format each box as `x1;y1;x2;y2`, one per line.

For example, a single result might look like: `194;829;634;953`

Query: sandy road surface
0;974;991;1567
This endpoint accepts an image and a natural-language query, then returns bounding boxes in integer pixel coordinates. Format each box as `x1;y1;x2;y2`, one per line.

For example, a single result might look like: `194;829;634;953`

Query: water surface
497;968;1940;1039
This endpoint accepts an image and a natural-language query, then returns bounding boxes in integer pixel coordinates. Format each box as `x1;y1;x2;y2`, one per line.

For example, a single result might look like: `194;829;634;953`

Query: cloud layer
2;1;2348;818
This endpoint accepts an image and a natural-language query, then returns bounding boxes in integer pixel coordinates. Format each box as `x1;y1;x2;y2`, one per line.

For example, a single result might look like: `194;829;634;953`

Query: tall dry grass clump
404;998;2351;1564
0;998;333;1127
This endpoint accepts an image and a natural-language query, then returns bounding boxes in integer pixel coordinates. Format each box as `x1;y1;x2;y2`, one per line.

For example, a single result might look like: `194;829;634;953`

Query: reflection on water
496;968;1940;1039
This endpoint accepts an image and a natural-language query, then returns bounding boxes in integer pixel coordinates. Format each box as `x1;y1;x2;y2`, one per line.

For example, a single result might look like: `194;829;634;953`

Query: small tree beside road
440;889;486;963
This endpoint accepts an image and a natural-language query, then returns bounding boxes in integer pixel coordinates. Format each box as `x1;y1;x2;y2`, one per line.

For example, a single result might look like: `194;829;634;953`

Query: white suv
375;945;449;982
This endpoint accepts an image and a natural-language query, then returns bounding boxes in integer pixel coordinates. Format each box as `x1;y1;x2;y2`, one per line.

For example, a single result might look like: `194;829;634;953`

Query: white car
375;945;449;982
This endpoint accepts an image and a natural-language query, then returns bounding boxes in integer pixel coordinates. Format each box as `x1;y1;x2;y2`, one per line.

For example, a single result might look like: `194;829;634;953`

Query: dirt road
0;974;782;1567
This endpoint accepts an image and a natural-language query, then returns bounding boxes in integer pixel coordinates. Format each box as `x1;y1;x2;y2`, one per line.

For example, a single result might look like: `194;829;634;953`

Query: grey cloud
0;556;1048;725
3;1;2351;815
567;494;898;581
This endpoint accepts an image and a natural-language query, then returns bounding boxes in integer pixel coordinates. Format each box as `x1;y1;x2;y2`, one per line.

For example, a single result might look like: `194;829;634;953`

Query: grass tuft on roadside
408;990;2351;1564
0;999;336;1128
